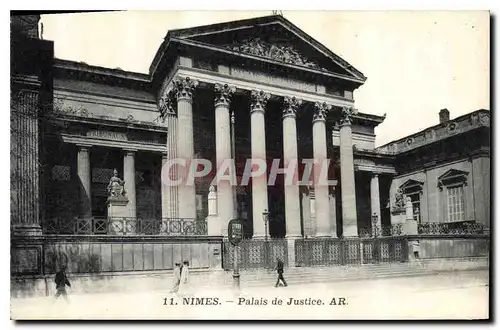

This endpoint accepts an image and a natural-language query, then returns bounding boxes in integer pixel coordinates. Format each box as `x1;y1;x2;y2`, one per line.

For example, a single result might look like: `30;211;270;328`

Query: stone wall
53;80;159;124
389;157;490;227
411;235;490;259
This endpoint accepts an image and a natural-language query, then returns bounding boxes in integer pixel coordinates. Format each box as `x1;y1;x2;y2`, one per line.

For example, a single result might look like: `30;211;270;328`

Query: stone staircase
206;257;489;289
11;257;489;299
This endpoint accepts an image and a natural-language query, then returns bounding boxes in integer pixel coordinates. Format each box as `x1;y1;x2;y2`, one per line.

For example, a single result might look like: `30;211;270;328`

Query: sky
40;11;490;146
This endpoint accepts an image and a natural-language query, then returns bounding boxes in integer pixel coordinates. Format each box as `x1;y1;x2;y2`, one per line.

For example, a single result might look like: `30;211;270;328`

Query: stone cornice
60;133;167;153
47;113;168;133
173;67;355;108
376;109;490;155
54;58;150;82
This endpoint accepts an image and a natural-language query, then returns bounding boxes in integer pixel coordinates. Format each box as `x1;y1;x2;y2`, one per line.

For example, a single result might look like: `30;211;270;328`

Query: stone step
13;257;488;299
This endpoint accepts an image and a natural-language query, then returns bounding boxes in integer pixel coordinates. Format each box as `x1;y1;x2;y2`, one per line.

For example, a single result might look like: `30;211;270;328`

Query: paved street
11;270;489;320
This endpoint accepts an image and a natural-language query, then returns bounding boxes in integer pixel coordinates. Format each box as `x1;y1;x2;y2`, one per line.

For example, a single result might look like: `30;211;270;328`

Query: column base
314;232;331;237
285;237;298;268
12;225;42;236
252;234;267;240
342;224;358;238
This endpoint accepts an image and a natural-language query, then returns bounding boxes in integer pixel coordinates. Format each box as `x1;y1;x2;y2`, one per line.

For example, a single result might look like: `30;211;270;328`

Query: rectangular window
446;186;465;222
407;192;421;222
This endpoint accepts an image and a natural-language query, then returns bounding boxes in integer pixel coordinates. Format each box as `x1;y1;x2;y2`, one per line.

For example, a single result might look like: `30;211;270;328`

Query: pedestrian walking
53;266;71;303
170;263;182;293
274;258;287;287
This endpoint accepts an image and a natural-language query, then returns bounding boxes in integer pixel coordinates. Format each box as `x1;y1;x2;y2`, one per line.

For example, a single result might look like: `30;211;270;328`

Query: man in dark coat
54;266;71;302
274;258;287;287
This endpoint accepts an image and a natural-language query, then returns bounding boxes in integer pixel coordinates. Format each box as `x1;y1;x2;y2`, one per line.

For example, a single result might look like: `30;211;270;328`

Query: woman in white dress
178;261;190;296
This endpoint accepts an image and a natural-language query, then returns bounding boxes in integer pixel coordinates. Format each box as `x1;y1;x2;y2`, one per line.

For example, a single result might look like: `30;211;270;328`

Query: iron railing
417;221;485;235
222;238;288;270
295;237;408;267
358;223;404;238
42;217;207;236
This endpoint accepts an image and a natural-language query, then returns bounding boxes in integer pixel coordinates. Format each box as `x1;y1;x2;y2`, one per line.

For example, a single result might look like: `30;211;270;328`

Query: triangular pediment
438;169;468;182
399;179;424;191
167;15;366;82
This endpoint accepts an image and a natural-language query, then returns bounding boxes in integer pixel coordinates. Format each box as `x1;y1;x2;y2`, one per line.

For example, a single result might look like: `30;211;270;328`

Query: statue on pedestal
391;188;406;213
107;169;126;199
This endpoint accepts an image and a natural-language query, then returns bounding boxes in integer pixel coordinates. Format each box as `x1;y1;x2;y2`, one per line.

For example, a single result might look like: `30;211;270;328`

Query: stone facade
11;14;490;285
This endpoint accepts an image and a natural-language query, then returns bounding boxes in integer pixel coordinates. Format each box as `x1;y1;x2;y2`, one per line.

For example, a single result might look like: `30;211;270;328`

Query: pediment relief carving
225;37;324;70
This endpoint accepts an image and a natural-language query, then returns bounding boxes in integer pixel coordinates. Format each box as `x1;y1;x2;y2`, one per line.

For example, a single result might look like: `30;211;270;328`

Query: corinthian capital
282;96;302;118
214;83;236;107
313;102;332;122
171;76;199;103
250;90;271;114
158;90;176;118
339;106;358;126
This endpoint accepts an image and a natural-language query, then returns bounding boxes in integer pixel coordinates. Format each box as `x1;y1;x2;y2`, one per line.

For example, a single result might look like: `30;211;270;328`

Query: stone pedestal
107;197;129;235
206;185;222;236
391;210;406;226
405;220;418;236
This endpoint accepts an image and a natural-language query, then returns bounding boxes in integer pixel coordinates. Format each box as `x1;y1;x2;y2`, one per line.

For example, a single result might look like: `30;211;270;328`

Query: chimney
439;109;450;124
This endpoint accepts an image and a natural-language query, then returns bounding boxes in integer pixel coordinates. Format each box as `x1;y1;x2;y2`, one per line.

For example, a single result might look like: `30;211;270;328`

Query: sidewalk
11;269;489;320
11;257;489;299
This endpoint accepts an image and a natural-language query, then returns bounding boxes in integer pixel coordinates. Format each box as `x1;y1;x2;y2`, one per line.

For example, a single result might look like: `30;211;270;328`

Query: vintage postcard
10;10;490;320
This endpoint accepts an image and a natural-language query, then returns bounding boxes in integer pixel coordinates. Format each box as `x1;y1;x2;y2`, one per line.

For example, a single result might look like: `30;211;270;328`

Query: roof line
376;109;490;149
54;58;150;82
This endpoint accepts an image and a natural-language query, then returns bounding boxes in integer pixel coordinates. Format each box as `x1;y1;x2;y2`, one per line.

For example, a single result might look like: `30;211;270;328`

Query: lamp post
262;209;269;268
262;209;269;241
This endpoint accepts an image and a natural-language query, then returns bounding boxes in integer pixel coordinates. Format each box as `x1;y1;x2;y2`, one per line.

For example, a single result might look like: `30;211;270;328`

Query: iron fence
41;217;207;236
222;239;288;270
295;237;408;267
381;223;404;237
417;221;485;235
358;223;404;238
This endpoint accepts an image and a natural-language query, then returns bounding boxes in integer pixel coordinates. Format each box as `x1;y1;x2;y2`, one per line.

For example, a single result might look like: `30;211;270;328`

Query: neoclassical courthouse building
11;14;490;290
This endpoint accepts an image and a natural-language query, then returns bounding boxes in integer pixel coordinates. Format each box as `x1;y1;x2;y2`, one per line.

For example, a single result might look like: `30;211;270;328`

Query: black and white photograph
9;9;490;320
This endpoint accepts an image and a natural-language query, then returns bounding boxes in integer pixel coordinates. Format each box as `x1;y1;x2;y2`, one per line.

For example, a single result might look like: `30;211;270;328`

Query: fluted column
250;90;270;238
159;93;178;218
282;97;302;238
123;149;136;218
339;106;358;237
214;83;236;236
11;86;42;235
172;77;198;220
77;145;92;219
370;173;381;234
312;102;331;237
